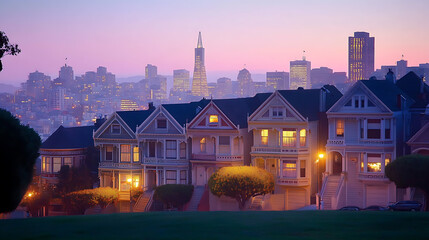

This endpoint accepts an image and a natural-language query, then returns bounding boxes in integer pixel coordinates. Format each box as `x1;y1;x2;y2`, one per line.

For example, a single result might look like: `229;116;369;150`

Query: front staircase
186;186;205;211
133;190;154;212
320;175;341;210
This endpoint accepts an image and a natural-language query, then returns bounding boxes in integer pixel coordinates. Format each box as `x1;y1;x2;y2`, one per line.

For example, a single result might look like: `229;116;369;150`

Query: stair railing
331;173;345;210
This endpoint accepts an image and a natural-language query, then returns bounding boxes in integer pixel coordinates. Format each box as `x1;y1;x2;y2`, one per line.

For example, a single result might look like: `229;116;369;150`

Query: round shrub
154;184;194;210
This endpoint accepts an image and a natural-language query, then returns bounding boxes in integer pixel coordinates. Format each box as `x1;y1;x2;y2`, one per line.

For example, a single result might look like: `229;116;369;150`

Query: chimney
148;102;154;110
385;69;396;84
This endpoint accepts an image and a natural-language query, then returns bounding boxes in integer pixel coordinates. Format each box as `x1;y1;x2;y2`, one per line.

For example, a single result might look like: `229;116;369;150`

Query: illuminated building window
53;157;61;173
120;144;131;162
336;119;344;137
209;115;218;124
133;146;139;162
282;129;296;147
111;124;120;134
200;138;206;152
45;157;51;173
300;160;306;177
300;129;306;147
367;154;382;172
282;160;297;178
261;129;268;145
385;154;391;167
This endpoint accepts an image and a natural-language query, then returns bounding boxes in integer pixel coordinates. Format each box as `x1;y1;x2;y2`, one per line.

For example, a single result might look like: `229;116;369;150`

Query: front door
196;166;206;186
267;159;278;178
332;152;342;175
147;170;156;190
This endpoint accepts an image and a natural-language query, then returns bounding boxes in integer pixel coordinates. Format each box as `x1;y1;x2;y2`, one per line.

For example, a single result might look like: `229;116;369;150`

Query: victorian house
248;86;342;210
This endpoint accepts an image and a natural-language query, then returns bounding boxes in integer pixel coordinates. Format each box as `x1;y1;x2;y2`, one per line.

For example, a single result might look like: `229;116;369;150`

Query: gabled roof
162;99;210;126
41;125;95;149
395;71;429;108
278;85;342;120
116;108;155;131
360;80;414;111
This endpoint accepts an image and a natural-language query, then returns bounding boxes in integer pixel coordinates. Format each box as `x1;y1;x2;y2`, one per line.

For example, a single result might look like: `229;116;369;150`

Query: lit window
157;119;167;129
261;129;268;145
282;129;296;147
300;160;306;177
367;153;382;172
53;157;61;173
209;115;218;123
111;124;120;134
282;160;297;178
45;157;51;173
385;154;391;166
300;129;306;147
42;157;46;172
336;119;344;137
133;175;140;188
200;138;206;152
120;144;131;162
133;146;139;162
64;157;73;168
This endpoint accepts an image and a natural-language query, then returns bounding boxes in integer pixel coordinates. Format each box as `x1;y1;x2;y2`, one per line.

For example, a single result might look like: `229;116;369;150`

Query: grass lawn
1;211;429;240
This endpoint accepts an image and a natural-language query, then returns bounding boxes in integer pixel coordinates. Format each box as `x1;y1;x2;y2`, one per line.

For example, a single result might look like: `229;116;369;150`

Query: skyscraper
311;67;333;89
237;68;254;97
266;71;289;90
145;64;158;79
191;32;209;98
396;59;408;79
173;69;190;92
348;32;375;82
290;57;311;89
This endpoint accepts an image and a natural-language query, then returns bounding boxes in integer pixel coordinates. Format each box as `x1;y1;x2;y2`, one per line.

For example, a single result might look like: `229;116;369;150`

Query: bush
154;184;194;210
209;166;274;210
131;187;143;203
64;187;118;214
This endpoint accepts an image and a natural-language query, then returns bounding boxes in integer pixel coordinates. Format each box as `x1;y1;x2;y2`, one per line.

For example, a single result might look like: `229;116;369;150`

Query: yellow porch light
318;153;325;159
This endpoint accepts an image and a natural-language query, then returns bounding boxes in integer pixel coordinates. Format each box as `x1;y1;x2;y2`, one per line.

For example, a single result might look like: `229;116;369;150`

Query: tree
0;109;41;213
208;166;274;210
385;154;429;211
57;165;93;196
154;184;194;210
0;31;21;72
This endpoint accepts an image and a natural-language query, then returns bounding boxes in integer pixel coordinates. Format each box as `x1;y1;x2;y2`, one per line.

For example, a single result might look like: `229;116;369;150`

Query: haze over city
1;0;428;85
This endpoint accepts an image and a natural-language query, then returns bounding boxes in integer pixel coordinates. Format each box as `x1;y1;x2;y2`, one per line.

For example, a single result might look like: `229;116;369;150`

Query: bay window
133;146;139;162
200;138;206;152
219;136;230;154
336;119;344;137
120;144;131;162
282;129;296;147
166;140;177;159
261;129;268;145
282;160;297;178
64;157;73;168
385;119;391;139
45;157;51;173
166;170;177;184
180;170;187;184
367;119;381;139
367;153;382;172
300;129;306;147
300;160;306;177
53;157;61;172
106;146;113;161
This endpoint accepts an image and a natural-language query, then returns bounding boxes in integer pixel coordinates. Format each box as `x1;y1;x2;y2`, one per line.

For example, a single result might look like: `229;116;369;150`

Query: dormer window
157;119;167;129
111;124;120;134
209;115;219;124
272;107;283;118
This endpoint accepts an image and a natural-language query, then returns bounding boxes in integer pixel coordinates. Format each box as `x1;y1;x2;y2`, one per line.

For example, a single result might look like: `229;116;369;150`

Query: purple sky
0;0;428;85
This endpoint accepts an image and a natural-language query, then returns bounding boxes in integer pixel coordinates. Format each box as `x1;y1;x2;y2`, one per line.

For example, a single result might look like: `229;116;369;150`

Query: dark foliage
385;154;429;211
154;184;194;210
0;31;21;72
57;165;93;196
0;109;41;213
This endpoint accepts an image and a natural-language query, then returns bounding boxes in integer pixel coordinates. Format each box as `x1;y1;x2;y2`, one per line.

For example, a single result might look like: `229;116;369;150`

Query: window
180;142;186;159
166;140;177;159
157;119;167;129
219;136;230;154
385;154;391;166
209;115;219;124
180;170;187;184
300;160;306;177
261;129;268;145
353;96;366;108
120;144;131;162
133;146;139;162
45;157;51;173
133;175;140;188
385;119;391;139
282;160;297;178
53;157;61;173
336;119;344;137
64;157;73;168
300;129;306;147
282;129;296;147
367;119;381;139
200;138;206;152
106;146;113;161
148;142;156;157
360;119;364;138
367;153;382;172
166;170;177;184
272;107;283;117
111;124;120;134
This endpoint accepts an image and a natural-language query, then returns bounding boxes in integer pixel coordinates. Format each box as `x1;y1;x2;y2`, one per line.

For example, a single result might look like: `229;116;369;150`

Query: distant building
49;86;65;111
290;58;311;89
266;71;289;90
311;67;333;89
215;77;232;98
173;69;190;92
348;32;374;82
26;71;51;102
149;76;167;102
396;59;408;79
237;68;253;97
191;32;209;98
145;64;158;79
58;64;74;88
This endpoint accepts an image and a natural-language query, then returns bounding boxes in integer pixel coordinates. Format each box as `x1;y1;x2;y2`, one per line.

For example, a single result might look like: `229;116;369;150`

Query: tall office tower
237;68;254;97
348;32;375;82
173;69;190;92
49;86;65;111
290;57;311;89
266;71;289;90
145;64;158;79
58;64;74;88
150;76;167;101
396;59;408;79
191;32;209;97
26;71;51;101
311;67;333;89
215;77;232;98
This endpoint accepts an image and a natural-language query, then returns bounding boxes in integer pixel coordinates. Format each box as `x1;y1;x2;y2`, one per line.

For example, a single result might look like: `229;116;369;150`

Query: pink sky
0;0;428;85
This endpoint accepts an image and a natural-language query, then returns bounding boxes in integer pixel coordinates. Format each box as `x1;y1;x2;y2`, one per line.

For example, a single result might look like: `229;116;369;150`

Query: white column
381;118;385;140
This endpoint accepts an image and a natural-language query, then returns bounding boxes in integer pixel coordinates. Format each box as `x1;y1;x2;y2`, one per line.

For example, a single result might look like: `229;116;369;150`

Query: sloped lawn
1;211;429;240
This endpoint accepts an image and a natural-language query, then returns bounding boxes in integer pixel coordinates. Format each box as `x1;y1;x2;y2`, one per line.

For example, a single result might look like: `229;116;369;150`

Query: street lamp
316;153;325;210
127;178;132;212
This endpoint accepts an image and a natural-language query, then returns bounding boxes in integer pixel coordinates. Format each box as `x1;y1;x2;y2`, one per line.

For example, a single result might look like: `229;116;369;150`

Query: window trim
111;124;121;134
156;119;167;129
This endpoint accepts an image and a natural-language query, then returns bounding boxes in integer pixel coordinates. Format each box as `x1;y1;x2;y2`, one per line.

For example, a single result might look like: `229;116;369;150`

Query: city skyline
1;0;428;85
